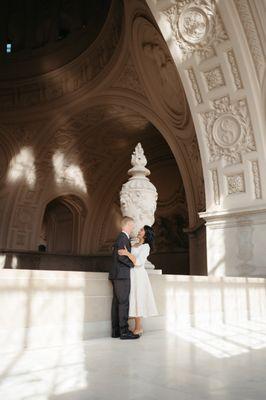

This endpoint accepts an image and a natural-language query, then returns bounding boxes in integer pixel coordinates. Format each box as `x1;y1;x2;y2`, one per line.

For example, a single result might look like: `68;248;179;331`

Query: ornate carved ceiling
0;0;207;252
147;0;266;215
1;104;175;193
0;0;112;79
131;16;189;131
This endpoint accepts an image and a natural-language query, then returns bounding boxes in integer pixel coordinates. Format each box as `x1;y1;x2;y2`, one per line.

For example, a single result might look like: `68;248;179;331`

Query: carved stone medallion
164;0;228;60
213;114;242;148
201;96;256;164
179;6;210;44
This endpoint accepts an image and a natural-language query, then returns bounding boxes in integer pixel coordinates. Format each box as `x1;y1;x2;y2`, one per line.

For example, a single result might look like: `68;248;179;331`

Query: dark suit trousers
111;279;130;333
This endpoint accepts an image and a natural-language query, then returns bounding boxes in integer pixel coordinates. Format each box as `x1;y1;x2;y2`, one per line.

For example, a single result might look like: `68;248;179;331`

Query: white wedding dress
129;244;158;318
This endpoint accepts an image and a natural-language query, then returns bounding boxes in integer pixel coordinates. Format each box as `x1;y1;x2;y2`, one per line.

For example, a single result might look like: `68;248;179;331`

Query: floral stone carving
227;174;245;194
164;0;228;60
120;143;158;269
201;96;256;164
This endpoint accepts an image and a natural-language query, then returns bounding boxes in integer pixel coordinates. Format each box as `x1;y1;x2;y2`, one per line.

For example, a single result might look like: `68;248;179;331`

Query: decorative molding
201;96;256;164
185;136;206;211
226;173;245;194
187;67;203;104
132;17;189;131
203;66;225;91
164;0;228;60
234;0;265;85
226;49;243;90
251;160;262;199
211;169;220;205
113;57;146;95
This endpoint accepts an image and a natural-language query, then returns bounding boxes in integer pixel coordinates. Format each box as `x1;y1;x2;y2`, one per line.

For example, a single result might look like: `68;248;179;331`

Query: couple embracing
109;216;158;340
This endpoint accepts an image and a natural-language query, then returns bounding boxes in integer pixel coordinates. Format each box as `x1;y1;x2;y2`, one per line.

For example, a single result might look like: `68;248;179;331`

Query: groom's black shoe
111;329;120;338
120;330;140;340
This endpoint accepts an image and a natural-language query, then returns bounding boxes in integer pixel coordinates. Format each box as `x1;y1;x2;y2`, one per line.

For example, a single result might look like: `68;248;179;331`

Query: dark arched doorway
41;195;86;254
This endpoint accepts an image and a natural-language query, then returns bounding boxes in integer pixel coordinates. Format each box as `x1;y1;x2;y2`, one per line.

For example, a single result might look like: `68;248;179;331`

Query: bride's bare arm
118;246;137;265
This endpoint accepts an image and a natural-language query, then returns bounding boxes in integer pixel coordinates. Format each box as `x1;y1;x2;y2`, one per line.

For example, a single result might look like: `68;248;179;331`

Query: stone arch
35;91;205;274
76;95;203;258
2;133;90;252
145;0;266;276
1;82;205;274
0;0;205;266
1;0;265;276
40;194;87;254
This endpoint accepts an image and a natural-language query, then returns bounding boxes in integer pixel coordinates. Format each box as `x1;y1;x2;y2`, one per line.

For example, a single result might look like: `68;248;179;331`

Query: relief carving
132;17;189;131
251;160;262;199
120;143;158;237
185;136;205;211
226;49;243;90
211;169;220;205
113;57;146;96
201;96;256;164
187;67;203;104
234;0;265;85
164;0;228;60
203;66;225;91
227;173;245;194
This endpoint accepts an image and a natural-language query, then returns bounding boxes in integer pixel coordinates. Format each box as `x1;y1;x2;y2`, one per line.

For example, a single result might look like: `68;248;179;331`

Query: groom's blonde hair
121;216;134;228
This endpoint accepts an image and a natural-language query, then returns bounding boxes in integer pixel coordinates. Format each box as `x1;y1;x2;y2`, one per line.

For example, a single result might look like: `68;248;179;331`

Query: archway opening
93;139;192;275
0;0;209;275
41;194;86;254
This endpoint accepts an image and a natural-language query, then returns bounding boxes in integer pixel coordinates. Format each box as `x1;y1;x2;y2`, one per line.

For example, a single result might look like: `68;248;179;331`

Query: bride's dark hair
143;225;154;250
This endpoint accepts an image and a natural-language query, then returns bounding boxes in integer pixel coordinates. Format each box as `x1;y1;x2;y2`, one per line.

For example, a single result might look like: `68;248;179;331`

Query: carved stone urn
120;143;158;269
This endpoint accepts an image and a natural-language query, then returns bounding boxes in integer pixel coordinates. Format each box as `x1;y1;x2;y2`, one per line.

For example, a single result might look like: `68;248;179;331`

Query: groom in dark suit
109;216;140;340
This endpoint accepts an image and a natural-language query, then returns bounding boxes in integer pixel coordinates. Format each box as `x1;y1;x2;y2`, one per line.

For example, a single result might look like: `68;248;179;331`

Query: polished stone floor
1;320;266;400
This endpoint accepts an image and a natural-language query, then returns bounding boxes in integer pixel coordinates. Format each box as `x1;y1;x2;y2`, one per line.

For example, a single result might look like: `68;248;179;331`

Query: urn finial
128;143;150;178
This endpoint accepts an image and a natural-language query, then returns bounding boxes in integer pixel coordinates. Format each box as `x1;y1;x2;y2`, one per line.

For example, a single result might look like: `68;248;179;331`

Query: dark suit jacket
109;232;134;280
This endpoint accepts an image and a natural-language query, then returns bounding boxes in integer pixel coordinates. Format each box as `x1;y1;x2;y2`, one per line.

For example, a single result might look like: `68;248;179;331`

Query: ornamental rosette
164;0;228;60
201;96;256;164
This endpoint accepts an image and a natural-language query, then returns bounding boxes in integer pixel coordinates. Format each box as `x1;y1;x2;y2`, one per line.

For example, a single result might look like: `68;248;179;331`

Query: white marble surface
1;270;266;352
1;320;266;400
204;208;266;277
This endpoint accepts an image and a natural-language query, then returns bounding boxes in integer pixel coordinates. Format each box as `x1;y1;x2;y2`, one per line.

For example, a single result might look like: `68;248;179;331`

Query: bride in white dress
118;225;158;335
